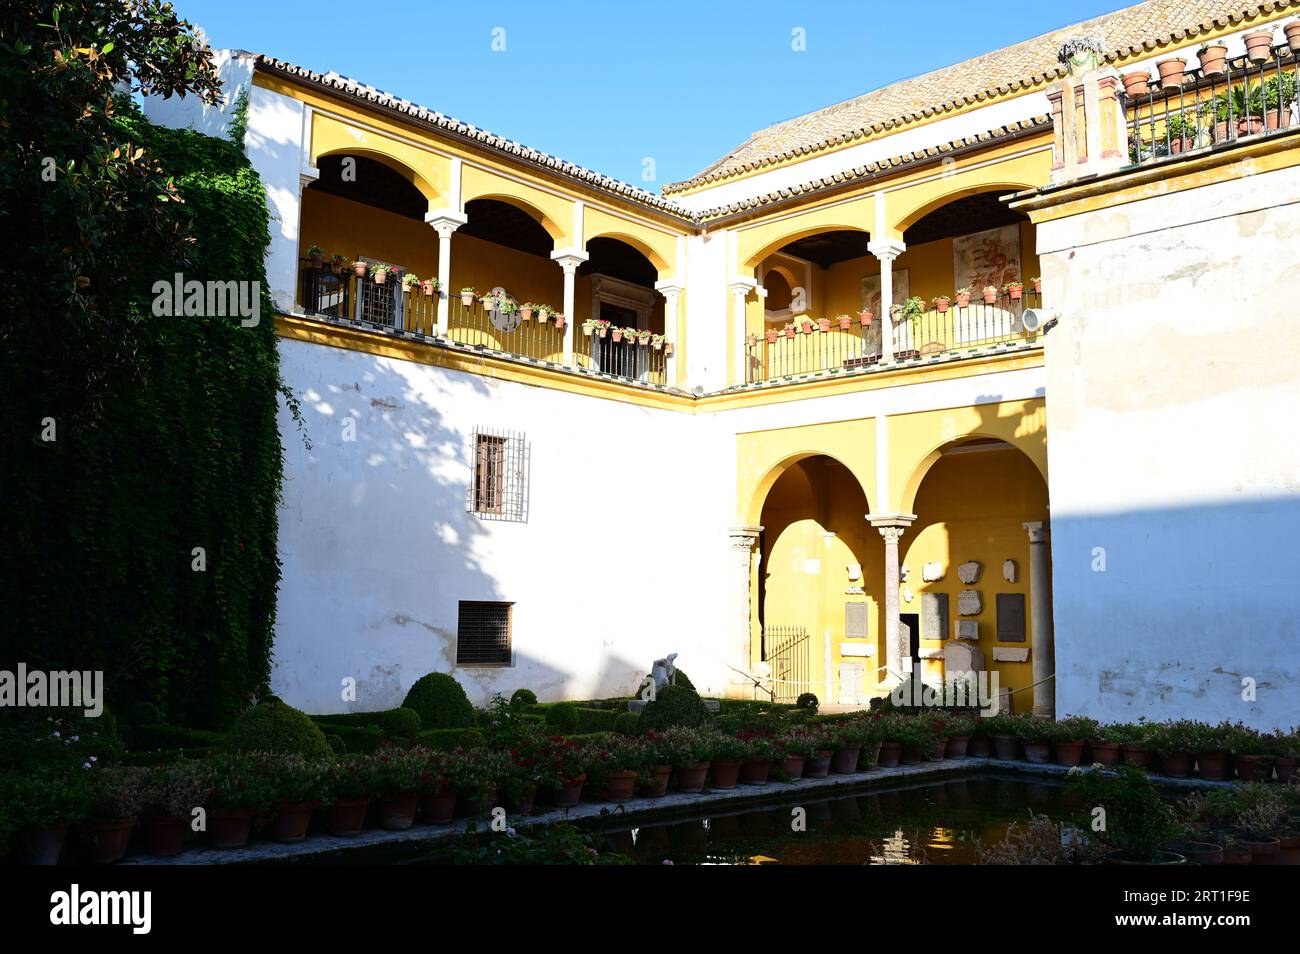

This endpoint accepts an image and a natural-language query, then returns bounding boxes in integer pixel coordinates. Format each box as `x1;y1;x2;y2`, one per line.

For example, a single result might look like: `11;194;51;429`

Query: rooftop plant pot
1122;70;1151;97
1180;841;1224;865
832;744;863;774
1159;751;1193;777
1196;750;1229;780
82;818;135;865
1237;117;1267;137
674;762;709;793
418;790;457;824
639;765;672;798
207;809;254;850
781;755;806;780
804;751;833;778
604;769;637;803
992;734;1019;760
1088;740;1120;766
740;758;772;785
1054;740;1086;766
1155;57;1187;86
1198;44;1228;75
968;735;991;758
873;738;904;769
945;736;970;758
326;797;369;836
1242;29;1275;62
1287;21;1300;55
1104;849;1187;865
23;822;70;865
1023;741;1051;764
1121;744;1152;768
142;813;186;857
1265;108;1291;131
268;801;314;843
709;759;741;790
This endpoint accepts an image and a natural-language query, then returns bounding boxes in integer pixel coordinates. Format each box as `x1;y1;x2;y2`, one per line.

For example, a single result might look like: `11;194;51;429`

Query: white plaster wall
683;230;731;391
140;49;253;140
273;339;735;713
1037;161;1300;731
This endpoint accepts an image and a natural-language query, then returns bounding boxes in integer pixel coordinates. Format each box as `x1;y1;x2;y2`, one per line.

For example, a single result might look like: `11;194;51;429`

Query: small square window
456;601;513;666
468;428;527;521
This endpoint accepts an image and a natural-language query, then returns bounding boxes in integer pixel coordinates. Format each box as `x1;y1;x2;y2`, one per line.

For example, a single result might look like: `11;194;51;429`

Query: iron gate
763;624;810;704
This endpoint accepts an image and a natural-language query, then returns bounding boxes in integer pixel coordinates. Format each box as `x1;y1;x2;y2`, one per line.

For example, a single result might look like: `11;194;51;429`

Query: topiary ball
510;688;539;709
796;692;820;713
614;711;641;736
545;702;581;734
381;706;422;740
126;700;162;726
402;673;474;729
638;684;710;731
226;700;334;760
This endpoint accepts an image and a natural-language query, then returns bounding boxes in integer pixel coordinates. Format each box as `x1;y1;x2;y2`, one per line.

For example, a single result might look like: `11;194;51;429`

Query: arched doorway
756;455;880;705
579;237;667;382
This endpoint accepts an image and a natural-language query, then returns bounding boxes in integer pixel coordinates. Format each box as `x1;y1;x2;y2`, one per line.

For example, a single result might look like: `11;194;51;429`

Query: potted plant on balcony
480;292;499;311
1198;42;1229;76
933;294;952;313
636;329;652;346
420;276;440;296
982;284;999;305
858;308;874;326
652;334;666;350
308;245;326;268
497;299;519;320
765;327;779;344
783;323;797;340
582;319;596;337
329;254;346;276
1155;56;1187;87
518;302;536;321
460;286;477;307
800;317;814;334
401;272;420;293
1031;276;1042;294
610;326;625;343
554;312;567;330
1122;70;1151;98
1004;280;1024;301
834;313;852;331
1242;28;1276;63
536;304;553;323
955;286;972;308
664;341;674;357
817;316;832;333
371;263;391;285
352;260;369;279
594;318;610;338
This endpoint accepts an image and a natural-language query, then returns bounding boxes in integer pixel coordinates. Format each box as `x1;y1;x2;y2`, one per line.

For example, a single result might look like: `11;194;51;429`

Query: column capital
866;512;916;529
654;279;685;297
298;165;320;190
1024;521;1049;544
425;209;468;237
728;525;763;549
728;277;758;296
550;247;590;273
867;238;906;262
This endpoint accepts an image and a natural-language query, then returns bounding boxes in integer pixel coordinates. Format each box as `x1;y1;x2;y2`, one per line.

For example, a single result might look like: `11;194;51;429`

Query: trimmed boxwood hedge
227;701;334;760
402;673;474;729
128;723;227;750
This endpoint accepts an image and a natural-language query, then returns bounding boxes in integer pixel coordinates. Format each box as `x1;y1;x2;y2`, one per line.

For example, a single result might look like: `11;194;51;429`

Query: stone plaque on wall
997;593;1026;642
845;602;869;639
920;592;949;640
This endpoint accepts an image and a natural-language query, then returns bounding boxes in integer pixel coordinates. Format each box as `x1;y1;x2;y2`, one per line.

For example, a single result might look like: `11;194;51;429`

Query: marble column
869;513;915;687
728;526;762;686
550;249;589;365
728;278;757;385
1024;521;1056;718
867;240;905;363
424;210;467;336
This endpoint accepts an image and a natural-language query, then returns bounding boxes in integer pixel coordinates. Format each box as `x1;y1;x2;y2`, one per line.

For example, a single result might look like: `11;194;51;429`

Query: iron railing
1124;43;1299;164
297;263;670;385
762;625;811;704
744;287;1044;384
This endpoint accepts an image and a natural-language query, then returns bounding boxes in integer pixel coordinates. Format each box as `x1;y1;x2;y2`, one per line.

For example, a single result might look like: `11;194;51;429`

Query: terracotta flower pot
781;755;806;780
1235;754;1272;783
519;308;533;322
1182;841;1224;865
503;786;537;814
1121;744;1152;768
208;809;254;849
419;791;457;824
858;311;873;326
832;744;863;774
82;818;135;865
1198;44;1228;75
611;330;623;343
1242;29;1275;63
352;262;368;278
877;741;902;768
901;745;926;765
838;316;852;330
639;765;672;798
1007;284;1023;300
555;315;566;329
1266;109;1292;131
1196;751;1229;780
23;822;70;865
1023;741;1051;764
329;260;343;275
1223;844;1252;865
804;751;832;778
710;759;742;790
934;297;950;313
420;280;436;296
817;319;831;333
783;328;796;339
968;735;991;758
604;769;637;802
982;287;998;304
945;736;970;758
1242;836;1281;864
740;758;772;785
326;797;369;836
1238;117;1267;137
765;330;778;345
674;763;709;793
1105;849;1188;865
992;735;1019;760
931;738;949;761
268;801;314;843
1275;757;1297;783
1159;751;1193;777
379;792;419;830
800;320;813;334
460;292;475;307
1054;740;1086;766
1088;740;1121;766
1032;278;1042;294
310;252;324;267
955;293;971;308
1122;71;1151;97
373;270;388;285
141;814;186;857
1287;21;1300;55
1155;57;1186;86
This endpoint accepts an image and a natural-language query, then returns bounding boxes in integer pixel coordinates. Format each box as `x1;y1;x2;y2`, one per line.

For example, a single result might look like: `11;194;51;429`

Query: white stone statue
650;653;679;691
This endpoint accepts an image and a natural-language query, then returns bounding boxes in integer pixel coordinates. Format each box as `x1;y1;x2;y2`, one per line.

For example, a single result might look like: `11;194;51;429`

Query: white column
550;249;589;366
728;277;757;385
728;526;763;689
654;280;684;388
867;239;905;363
1024;521;1056;718
868;513;916;686
424;210;467;336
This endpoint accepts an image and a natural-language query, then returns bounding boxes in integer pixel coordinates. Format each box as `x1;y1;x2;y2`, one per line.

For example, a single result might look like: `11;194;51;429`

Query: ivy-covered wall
3;104;285;729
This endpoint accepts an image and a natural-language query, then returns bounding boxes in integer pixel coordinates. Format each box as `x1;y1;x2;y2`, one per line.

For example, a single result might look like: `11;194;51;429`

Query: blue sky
184;0;1134;189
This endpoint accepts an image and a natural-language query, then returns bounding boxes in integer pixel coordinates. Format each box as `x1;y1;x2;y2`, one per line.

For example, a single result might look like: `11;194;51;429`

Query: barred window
468;427;527;521
456;601;513;666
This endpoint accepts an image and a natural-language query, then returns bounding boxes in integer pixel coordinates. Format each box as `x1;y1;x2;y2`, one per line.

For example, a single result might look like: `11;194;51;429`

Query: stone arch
891;181;1038;236
584;229;671;274
899;431;1047;517
745;450;873;526
742;223;871;271
461;191;566;244
313;146;440;206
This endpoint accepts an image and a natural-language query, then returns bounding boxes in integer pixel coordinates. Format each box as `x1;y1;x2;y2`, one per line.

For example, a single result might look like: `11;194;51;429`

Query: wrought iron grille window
468;427;528;521
456;601;513;666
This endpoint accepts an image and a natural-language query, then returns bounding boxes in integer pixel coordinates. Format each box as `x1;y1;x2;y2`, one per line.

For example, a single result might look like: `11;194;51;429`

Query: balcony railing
744;287;1044;384
297;263;669;386
1123;42;1298;164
